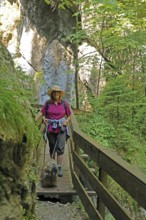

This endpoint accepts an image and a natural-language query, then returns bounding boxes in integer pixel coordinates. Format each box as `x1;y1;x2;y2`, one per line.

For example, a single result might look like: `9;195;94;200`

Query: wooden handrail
69;111;146;220
34;106;46;163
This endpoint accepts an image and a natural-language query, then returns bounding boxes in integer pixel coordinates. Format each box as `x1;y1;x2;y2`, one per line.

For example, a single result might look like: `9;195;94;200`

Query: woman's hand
43;117;48;125
63;117;70;126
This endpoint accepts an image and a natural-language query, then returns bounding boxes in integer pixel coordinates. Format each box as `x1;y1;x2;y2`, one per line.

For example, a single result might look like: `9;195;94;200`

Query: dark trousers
47;131;66;156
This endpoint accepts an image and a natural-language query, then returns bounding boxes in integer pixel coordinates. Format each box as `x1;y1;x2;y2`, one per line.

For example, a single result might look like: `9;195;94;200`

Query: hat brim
48;89;65;97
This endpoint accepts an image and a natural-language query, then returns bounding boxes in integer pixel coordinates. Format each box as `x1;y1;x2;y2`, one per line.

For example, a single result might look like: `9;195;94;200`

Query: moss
0;42;39;220
0;44;40;147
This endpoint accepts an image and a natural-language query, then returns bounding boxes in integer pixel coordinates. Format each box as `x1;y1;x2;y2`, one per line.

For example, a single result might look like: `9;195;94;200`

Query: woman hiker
40;85;71;177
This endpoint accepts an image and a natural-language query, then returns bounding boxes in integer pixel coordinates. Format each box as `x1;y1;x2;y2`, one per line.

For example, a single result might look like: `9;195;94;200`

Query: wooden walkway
36;141;76;199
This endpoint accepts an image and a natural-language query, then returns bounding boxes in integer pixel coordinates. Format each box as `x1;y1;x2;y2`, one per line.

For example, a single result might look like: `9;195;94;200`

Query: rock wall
0;0;104;110
0;0;76;104
0;42;37;220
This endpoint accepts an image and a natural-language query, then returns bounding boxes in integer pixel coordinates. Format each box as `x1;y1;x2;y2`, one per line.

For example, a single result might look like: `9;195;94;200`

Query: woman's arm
35;101;49;124
63;115;71;126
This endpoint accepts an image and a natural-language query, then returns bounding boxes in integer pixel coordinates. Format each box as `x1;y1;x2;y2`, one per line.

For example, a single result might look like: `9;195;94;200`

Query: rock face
0;42;37;220
41;39;75;104
0;0;105;111
0;0;76;104
0;140;35;220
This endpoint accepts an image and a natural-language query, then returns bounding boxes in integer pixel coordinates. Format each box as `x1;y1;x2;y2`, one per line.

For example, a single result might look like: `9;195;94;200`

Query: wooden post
97;168;107;219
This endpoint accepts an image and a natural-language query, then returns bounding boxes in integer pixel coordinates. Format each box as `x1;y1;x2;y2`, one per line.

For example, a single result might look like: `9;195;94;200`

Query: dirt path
35;199;89;220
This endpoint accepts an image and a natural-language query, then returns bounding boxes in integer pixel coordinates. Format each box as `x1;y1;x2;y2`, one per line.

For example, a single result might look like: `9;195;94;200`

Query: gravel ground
35;199;146;220
35;199;89;220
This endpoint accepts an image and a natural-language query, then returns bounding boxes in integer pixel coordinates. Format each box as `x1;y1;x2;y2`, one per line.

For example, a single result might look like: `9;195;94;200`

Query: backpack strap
62;99;67;111
45;100;51;117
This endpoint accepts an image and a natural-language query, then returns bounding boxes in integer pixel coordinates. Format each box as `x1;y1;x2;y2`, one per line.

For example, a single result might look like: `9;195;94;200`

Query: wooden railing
34;109;45;163
68;111;146;220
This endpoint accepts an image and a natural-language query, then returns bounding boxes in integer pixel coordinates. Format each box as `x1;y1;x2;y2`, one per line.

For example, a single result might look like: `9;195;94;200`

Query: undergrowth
77;111;146;172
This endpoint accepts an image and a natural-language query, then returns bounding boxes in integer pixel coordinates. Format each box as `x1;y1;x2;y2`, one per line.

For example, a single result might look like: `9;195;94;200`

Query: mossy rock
0;42;39;219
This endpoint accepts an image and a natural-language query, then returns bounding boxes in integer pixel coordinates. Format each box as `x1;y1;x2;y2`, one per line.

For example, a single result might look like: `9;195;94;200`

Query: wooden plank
36;142;76;197
97;168;107;219
73;151;131;220
73;130;146;210
90;168;96;174
36;138;46;162
35;111;43;123
99;152;146;210
72;171;103;220
68;137;96;196
40;123;45;133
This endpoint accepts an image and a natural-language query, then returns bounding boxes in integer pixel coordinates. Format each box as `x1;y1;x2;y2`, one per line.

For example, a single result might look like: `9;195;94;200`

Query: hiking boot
58;166;63;177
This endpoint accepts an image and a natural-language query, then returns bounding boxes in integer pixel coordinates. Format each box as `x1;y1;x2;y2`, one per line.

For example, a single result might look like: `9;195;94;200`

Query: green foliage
0;65;40;148
66;29;86;44
77;77;146;217
98;76;135;123
76;0;146;78
77;112;114;148
28;163;38;183
77;74;146;173
44;0;77;10
73;197;87;214
107;177;146;219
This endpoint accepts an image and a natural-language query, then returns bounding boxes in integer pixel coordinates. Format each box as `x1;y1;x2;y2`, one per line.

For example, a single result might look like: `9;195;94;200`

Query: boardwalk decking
36;141;76;198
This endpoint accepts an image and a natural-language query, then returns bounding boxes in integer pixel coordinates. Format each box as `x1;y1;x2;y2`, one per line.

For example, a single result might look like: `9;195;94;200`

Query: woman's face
52;91;61;101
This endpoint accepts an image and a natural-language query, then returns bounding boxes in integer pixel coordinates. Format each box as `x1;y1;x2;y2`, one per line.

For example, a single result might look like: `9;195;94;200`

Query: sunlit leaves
44;0;78;10
92;0;118;5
